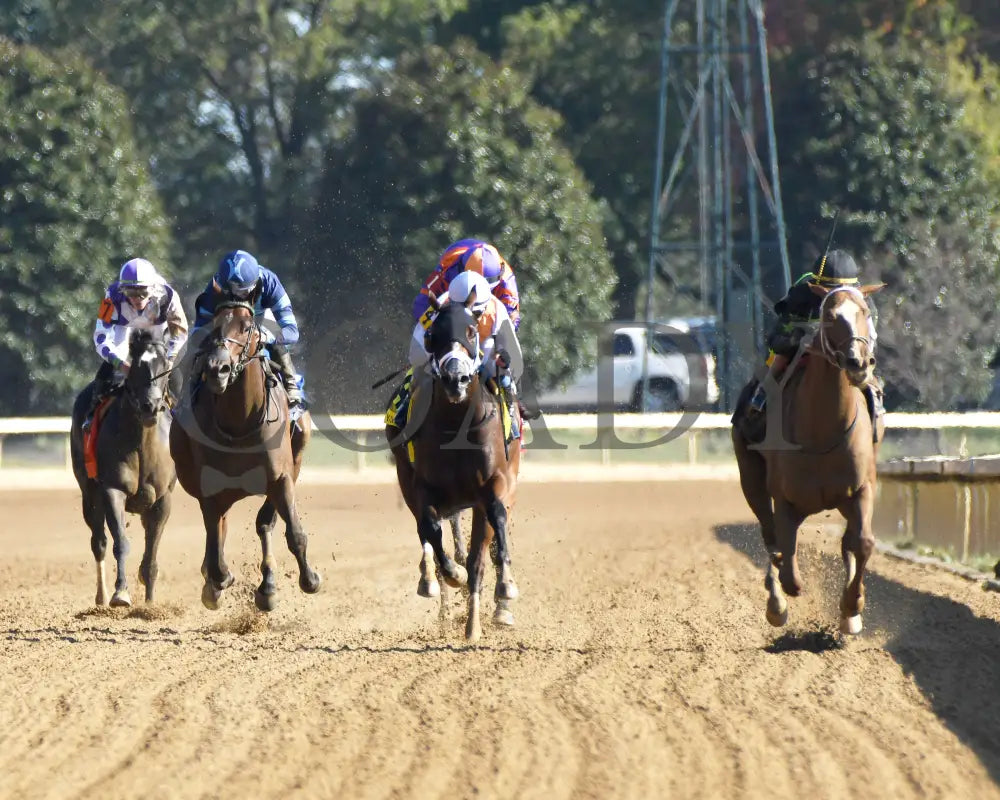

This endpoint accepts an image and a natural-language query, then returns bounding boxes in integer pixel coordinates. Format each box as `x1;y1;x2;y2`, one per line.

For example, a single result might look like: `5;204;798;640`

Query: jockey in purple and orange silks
412;239;521;332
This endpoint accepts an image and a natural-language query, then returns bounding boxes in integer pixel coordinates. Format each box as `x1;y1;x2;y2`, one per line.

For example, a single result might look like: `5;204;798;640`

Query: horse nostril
868;357;876;367
219;364;231;375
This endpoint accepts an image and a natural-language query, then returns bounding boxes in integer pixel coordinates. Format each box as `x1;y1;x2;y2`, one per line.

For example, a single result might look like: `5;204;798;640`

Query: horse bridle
214;301;264;388
122;340;172;414
815;286;874;374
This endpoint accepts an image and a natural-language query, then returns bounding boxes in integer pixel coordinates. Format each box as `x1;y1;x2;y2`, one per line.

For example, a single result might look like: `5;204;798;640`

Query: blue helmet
214;250;261;297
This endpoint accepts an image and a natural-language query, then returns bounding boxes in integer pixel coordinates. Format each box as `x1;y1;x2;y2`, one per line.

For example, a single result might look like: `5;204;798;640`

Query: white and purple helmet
118;257;162;288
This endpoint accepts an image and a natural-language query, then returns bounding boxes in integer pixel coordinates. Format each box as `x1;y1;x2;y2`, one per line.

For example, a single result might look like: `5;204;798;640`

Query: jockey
83;258;188;432
192;249;305;413
413;238;521;332
748;249;883;420
389;271;524;437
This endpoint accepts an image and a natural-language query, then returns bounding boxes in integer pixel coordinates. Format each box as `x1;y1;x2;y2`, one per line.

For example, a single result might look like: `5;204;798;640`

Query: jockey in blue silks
192;249;306;413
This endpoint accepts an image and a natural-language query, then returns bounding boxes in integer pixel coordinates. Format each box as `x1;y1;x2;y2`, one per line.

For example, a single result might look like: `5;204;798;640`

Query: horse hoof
765;606;788;627
442;563;468;589
465;616;482;641
418;578;441;598
496;581;519;601
299;570;322;595
493;607;515;627
201;582;223;610
110;590;132;608
95;592;108;607
840;615;863;635
254;589;278;612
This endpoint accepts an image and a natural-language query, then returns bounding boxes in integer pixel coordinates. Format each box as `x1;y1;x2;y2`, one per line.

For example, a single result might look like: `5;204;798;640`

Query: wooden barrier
875;456;1000;567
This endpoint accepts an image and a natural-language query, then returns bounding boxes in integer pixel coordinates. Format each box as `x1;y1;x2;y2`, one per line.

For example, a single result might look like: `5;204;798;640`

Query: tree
0;38;171;414
774;36;1000;410
501;1;664;319
301;41;615;412
21;0;471;289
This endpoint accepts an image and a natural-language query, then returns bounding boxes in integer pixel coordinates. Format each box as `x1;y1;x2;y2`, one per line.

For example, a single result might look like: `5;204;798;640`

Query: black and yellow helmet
811;249;859;285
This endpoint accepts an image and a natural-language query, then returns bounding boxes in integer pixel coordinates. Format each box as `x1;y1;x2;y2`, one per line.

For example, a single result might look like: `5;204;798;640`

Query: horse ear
808;283;832;297
465;287;477;309
859;283;887;296
427;291;441;311
467;324;477;343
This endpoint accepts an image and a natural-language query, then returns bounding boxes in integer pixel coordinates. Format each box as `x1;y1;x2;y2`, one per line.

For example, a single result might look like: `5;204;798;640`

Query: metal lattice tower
646;0;791;411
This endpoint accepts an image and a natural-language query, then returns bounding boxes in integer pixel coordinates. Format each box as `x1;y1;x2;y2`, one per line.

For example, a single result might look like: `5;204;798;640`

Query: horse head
811;282;886;388
204;302;262;395
124;328;171;425
425;289;481;403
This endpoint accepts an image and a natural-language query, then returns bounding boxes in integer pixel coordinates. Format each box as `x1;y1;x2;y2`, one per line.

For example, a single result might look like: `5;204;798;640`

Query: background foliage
0;0;999;412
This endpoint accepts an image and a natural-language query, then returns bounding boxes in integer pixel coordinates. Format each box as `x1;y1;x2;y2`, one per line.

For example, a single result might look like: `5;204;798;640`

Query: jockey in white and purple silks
83;258;188;432
191;249;306;414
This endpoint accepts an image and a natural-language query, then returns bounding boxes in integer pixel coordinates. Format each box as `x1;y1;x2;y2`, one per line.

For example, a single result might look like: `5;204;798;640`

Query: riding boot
270;341;305;410
83;362;116;433
864;377;886;443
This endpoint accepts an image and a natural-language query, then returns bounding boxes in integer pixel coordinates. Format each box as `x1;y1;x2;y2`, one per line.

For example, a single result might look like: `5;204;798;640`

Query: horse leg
254;500;279;612
449;512;467;566
270;477;321;595
485;497;518;601
464;509;491;641
490;537;515;627
773;498;805;599
83;487;109;606
419;541;441;599
732;428;777;551
418;506;467;589
435;512;467;622
101;487;132;607
838;488;876;635
138;492;171;603
199;497;235;609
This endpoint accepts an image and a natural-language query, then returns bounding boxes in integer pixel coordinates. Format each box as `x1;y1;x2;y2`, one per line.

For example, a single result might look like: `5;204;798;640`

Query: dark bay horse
388;292;520;641
70;328;176;606
732;283;885;634
169;301;320;611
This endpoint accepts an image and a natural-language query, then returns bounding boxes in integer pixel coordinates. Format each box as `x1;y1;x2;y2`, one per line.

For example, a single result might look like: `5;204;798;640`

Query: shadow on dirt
716;521;1000;785
764;628;844;654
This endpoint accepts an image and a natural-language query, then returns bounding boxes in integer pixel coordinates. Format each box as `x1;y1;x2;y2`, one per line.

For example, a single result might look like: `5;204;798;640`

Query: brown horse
70;328;176;607
388;292;520;641
732;283;885;634
169;301;320;611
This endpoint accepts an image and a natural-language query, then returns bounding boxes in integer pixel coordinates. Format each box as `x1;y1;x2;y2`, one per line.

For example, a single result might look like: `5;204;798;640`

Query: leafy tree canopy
774;35;1000;410
0;38;171;414
301;41;615;411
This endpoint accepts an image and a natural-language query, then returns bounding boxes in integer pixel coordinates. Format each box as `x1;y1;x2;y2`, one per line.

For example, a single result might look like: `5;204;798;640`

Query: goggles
123;286;151;300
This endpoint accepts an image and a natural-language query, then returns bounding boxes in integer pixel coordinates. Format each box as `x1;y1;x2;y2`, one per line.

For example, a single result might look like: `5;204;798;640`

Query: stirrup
748;385;766;413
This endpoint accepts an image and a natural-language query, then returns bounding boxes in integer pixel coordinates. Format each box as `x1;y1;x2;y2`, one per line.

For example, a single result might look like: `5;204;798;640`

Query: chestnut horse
169;301;320;611
70;328;176;607
732;283;885;634
388;292;520;641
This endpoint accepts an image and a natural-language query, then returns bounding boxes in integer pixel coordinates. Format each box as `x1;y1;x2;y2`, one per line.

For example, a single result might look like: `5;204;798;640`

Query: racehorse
387;291;521;641
70;328;176;607
732;283;885;634
169;300;320;611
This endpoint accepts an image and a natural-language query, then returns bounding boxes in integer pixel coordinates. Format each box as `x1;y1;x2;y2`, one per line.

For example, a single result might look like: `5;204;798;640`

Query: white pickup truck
534;321;719;413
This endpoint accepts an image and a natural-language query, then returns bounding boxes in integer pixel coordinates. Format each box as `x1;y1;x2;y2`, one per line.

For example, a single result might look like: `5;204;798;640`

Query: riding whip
815;209;841;279
371;366;406;390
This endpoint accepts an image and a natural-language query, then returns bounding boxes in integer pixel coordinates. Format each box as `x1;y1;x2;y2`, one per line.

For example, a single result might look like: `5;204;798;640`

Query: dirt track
2;478;1000;799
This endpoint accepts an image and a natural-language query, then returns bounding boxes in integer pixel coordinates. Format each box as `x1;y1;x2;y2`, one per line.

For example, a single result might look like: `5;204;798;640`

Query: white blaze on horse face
140;349;158;366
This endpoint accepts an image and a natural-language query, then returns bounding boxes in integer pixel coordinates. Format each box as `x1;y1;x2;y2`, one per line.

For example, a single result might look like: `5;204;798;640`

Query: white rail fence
4;412;1000;471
